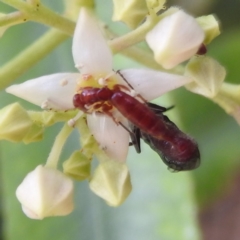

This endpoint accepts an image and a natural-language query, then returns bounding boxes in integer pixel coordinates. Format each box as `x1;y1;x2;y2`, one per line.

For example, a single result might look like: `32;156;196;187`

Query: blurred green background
0;0;240;239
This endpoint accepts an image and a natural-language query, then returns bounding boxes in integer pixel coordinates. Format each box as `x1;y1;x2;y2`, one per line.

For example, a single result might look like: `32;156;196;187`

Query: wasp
73;85;200;171
74;86;173;139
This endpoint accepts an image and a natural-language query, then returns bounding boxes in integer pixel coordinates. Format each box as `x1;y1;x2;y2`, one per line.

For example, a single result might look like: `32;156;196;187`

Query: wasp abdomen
111;91;170;139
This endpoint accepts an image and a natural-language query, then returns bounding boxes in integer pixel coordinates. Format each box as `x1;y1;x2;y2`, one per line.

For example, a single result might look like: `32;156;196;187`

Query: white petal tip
6;73;80;110
72;8;113;75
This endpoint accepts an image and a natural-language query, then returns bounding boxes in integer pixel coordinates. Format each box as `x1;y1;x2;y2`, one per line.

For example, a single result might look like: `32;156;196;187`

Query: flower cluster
1;2;224;219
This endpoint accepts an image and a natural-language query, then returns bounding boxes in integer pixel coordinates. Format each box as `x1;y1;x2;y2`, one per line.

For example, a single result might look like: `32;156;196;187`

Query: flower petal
6;73;80;110
72;8;113;75
87;114;129;162
120;68;192;101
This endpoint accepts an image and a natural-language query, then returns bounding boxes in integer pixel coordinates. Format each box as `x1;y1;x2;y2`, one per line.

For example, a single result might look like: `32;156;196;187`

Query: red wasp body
73;87;174;142
73;86;200;171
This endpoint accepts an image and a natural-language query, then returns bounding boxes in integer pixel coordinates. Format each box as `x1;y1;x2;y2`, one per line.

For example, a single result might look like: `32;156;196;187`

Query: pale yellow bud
63;151;91;181
197;15;220;44
89;161;132;206
0;103;32;142
16;165;74;219
22;124;44;144
112;0;148;28
185;56;226;98
146;9;204;69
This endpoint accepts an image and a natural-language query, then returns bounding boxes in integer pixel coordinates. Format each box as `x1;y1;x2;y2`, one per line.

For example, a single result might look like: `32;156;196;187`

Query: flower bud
185;56;226;98
40;111;59;126
89;161;132;206
212;83;240;125
63;151;91;181
0;103;32;142
112;0;148;28
22;124;44;144
16;165;74;219
146;9;204;69
196;15;220;44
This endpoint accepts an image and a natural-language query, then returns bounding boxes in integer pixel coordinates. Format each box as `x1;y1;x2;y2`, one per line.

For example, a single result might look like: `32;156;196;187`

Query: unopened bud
63;151;91;181
0;103;32;142
89;161;132;206
197;15;220;44
23;124;44;144
146;9;204;69
185;56;226;98
16;165;74;219
112;0;148;28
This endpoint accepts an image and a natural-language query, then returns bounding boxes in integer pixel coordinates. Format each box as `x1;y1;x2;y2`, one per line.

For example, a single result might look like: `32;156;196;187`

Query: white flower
146;8;205;69
6;8;192;162
16;165;74;219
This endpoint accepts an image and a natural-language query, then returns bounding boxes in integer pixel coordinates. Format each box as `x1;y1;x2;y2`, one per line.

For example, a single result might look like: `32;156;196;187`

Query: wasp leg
119;122;141;153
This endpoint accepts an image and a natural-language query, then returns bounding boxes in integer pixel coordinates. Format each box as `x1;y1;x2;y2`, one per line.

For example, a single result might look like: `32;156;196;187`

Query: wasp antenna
116;70;134;89
118;121;132;134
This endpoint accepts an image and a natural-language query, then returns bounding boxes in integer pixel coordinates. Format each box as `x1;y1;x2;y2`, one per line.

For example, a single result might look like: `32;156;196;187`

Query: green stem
0;0;29;10
0;11;27;27
29;4;75;35
0;0;75;35
45;123;73;169
28;110;78;126
0;28;69;89
120;46;165;70
109;15;158;53
26;0;40;4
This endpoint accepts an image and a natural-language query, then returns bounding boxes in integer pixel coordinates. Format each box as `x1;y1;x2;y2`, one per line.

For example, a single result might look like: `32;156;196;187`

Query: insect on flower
73;81;200;172
73;84;173;139
6;8;198;163
129;102;200;171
